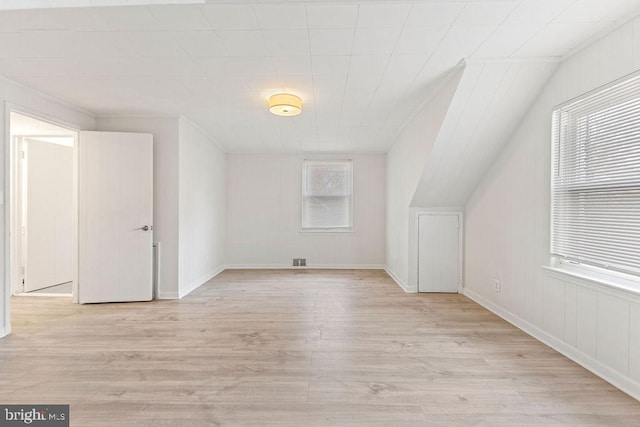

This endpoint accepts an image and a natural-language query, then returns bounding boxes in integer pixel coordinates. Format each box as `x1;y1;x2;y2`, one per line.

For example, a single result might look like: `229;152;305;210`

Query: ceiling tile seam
468;0;523;58
470;62;526;143
303;3;318;150
394;0;467;98
414;64;491;199
457;63;559;204
558;5;640;63
384;60;466;154
332;3;360;136
179;115;226;152
381;1;468;152
356;1;414;141
250;3;283;149
509;0;579;59
447;63;515;187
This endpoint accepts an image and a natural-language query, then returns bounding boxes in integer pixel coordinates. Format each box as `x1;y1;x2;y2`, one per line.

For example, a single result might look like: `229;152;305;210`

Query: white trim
463;288;640;402
0;327;6;338
543;266;640;303
228;149;387;156
15;293;71;298
226;264;385;270
178;265;225;299
1;77;95;120
3;103;10;337
384;267;413;293
299;228;353;234
415;210;464;293
156;291;179;300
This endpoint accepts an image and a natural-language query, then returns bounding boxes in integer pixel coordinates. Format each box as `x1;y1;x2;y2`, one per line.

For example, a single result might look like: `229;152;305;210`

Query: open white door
78;131;153;303
23;138;74;292
418;213;461;293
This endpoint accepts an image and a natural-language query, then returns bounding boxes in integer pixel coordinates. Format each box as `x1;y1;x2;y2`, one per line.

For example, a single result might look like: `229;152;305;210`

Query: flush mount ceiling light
269;93;302;117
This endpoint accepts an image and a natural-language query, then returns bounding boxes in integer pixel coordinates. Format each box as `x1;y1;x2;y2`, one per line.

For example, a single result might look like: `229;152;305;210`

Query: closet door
418;214;460;293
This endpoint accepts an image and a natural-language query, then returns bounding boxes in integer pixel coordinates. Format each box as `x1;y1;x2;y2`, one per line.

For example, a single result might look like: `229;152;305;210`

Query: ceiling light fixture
269;93;302;117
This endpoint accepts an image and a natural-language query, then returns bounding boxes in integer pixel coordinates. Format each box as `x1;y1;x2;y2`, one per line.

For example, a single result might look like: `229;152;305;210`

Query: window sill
300;228;353;234
542;264;640;300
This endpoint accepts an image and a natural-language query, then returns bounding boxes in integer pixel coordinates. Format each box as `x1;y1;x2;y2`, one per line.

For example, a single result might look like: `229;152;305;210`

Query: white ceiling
0;0;638;152
410;60;558;207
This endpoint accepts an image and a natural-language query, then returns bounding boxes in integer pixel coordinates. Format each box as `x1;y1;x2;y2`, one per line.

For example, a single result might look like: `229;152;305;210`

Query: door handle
135;225;151;231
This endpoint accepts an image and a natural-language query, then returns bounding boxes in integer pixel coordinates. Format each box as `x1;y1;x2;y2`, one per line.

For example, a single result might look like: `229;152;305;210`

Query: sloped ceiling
409;60;559;208
0;1;638;152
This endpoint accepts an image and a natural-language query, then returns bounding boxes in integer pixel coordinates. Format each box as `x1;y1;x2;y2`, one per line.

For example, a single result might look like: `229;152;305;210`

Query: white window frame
549;71;640;292
301;159;353;233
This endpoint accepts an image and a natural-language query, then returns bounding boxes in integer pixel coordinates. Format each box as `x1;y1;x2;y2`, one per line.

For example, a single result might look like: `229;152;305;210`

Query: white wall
464;17;640;400
385;70;462;291
0;76;95;337
226;153;385;268
177;117;226;298
95;116;180;299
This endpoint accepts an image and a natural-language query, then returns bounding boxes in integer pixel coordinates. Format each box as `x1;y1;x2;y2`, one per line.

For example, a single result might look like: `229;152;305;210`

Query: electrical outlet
494;279;501;293
292;258;299;267
299;258;306;267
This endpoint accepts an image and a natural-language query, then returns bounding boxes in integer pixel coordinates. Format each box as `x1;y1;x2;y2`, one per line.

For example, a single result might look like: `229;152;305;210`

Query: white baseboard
463;288;640;402
224;264;386;270
156;291;179;300
384;267;414;293
0;327;6;338
178;265;226;299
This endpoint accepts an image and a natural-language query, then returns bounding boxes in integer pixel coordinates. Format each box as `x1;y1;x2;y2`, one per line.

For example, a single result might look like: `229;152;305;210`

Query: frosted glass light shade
269;93;302;116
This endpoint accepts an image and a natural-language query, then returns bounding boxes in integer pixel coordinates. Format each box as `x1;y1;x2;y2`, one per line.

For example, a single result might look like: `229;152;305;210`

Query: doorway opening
9;111;78;300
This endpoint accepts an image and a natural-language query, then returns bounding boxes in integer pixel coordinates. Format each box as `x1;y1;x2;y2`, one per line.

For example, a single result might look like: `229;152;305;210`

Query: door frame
415;210;464;293
4;104;81;333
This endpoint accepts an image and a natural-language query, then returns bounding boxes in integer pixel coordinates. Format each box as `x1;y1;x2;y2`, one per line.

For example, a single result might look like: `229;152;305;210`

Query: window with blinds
302;160;353;230
551;73;640;277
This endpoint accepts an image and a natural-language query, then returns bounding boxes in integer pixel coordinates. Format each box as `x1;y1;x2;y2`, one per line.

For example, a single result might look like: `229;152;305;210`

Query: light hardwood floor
1;269;639;426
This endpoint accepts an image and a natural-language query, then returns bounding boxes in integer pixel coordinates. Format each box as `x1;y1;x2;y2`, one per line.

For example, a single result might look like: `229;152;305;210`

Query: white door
78;131;153;303
418;214;460;293
23;138;74;292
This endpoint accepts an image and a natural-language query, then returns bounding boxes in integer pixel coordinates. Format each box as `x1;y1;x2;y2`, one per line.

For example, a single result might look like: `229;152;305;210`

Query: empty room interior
1;0;640;425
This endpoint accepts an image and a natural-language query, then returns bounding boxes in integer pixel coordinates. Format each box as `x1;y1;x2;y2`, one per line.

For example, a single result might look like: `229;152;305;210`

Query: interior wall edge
178;265;226;299
385;266;413;293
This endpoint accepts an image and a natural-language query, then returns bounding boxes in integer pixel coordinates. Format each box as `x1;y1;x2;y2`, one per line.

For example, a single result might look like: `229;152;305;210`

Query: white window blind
302;160;352;230
551;73;640;277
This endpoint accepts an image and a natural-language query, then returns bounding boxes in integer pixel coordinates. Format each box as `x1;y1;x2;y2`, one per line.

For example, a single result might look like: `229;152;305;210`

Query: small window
302;160;353;231
551;73;640;278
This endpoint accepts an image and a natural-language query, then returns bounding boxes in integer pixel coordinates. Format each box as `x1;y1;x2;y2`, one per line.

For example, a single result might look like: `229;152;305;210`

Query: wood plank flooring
1;269;639;426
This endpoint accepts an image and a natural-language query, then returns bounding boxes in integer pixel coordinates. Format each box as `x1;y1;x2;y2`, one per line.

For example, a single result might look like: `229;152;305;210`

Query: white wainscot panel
596;293;630;376
576;286;598;358
542;275;565;340
564;282;578;348
629;302;640;382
